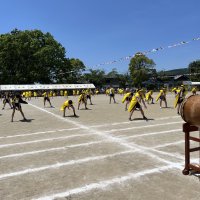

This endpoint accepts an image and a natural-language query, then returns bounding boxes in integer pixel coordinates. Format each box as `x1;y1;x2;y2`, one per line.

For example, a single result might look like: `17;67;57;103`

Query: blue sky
1;0;200;73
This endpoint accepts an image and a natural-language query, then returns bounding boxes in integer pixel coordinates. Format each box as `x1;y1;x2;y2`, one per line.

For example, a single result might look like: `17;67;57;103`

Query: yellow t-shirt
60;100;72;111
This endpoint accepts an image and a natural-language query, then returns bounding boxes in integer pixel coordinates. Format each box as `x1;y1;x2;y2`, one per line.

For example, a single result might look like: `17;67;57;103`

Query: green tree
118;72;131;88
83;69;106;87
106;68;131;88
129;53;156;87
188;60;200;81
68;58;86;83
56;58;86;83
0;29;85;84
106;68;119;78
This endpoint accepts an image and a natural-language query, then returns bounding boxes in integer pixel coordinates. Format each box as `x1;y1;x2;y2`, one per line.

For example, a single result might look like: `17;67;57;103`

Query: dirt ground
0;92;199;200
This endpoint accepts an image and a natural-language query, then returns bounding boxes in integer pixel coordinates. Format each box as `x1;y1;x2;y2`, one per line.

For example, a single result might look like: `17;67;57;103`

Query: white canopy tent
182;81;200;86
0;84;95;91
191;82;200;85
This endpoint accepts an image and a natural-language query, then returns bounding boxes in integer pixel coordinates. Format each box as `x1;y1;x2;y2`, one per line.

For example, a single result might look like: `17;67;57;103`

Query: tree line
0;29;199;87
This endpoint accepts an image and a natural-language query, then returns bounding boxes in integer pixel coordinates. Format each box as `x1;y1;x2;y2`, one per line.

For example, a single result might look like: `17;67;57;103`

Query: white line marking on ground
33;163;182;200
0;128;80;139
0;140;108;160
0;130;183;160
28;103;88;130
106;121;182;133
0;133;92;149
26;104;146;149
0;142;194;182
0;138;185;161
143;144;183;160
0;138;184;181
109;116;180;126
153;140;184;149
123;129;182;139
0;150;135;180
0;116;181;140
30;104;182;165
118;129;186;161
0;128;182;150
27;103;183;174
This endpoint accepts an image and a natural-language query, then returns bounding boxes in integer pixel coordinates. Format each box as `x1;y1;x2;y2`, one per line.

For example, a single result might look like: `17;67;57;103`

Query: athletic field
0;93;199;200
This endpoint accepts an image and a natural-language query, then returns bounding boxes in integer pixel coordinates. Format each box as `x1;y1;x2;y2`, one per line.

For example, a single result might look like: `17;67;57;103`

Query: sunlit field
0;92;199;200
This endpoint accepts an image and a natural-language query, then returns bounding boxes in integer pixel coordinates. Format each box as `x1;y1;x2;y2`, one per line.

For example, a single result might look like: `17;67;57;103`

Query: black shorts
160;96;166;101
126;97;131;101
87;95;91;99
44;97;50;101
110;94;114;97
13;103;21;109
135;102;141;109
177;97;183;104
79;98;86;103
3;99;10;103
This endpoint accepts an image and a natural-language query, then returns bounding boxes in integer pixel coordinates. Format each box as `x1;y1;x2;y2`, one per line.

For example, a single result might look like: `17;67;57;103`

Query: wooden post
182;125;190;175
182;123;200;175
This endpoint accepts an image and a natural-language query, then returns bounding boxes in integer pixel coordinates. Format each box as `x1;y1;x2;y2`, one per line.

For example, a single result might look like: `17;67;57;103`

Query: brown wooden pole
182;124;190;175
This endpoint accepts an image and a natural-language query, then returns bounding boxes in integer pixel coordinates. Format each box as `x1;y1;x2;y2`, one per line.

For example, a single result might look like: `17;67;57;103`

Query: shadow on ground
64;115;79;118
131;118;154;121
19;119;35;123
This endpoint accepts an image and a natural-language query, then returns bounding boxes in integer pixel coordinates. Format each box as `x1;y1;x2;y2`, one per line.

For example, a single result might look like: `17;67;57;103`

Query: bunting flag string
90;36;200;69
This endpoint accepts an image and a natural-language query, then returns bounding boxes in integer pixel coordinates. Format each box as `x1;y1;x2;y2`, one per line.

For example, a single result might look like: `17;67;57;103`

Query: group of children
172;85;197;115
0;86;198;122
0;88;95;122
1;92;28;122
120;86;198;121
21;90;69;100
121;89;149;121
